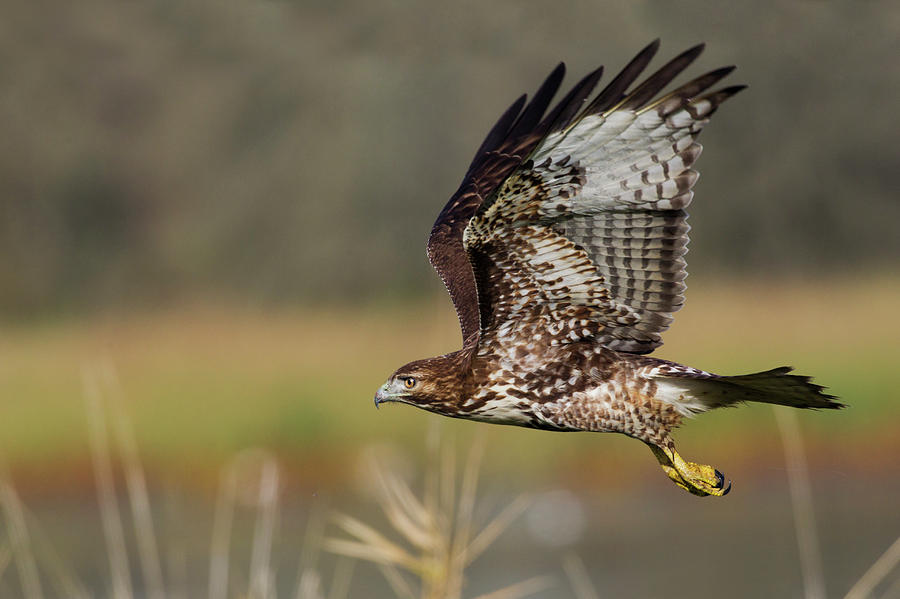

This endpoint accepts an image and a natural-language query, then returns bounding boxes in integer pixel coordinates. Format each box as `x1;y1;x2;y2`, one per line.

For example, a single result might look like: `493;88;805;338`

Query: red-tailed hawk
374;41;843;497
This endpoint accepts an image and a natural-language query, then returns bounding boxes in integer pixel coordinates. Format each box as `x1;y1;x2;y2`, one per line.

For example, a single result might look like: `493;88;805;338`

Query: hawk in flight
374;41;843;496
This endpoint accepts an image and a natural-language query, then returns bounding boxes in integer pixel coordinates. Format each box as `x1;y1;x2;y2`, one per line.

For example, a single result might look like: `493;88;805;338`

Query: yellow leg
649;444;732;497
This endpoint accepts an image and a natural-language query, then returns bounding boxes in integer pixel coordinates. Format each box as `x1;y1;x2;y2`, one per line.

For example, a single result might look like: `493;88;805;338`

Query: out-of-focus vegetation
0;0;898;315
1;278;896;483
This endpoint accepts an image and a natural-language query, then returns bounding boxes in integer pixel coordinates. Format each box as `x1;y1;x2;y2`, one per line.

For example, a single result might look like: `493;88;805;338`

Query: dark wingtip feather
696;84;748;114
583;40;661;116
641;65;739;114
471;94;527;154
689;66;736;92
620;43;707;110
667;42;706;67
541;65;604;133
508;63;566;139
464;93;527;177
641;38;662;59
712;84;749;98
680;42;707;61
719;65;737;76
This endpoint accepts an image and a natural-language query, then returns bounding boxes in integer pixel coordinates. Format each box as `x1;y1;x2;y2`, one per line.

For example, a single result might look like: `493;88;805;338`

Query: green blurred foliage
0;0;898;314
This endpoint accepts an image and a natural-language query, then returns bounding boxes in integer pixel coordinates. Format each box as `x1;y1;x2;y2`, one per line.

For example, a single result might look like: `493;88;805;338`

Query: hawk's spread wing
427;62;603;346
428;41;745;353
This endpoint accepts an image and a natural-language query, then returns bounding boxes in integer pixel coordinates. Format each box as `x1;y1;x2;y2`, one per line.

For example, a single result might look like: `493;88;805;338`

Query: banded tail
656;366;844;416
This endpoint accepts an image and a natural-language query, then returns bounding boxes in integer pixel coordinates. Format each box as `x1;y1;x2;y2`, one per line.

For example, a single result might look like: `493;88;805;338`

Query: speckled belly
530;380;682;444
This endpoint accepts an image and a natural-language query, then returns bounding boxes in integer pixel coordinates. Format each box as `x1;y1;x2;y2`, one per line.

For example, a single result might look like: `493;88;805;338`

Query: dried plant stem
774;407;825;599
875;569;900;599
295;501;326;599
844;535;900;599
295;570;323;599
32;538;91;598
464;495;530;568
164;520;187;599
99;361;166;599
470;576;552;599
208;464;238;599
424;418;444;590
1;481;92;599
440;441;457;533
326;428;534;599
5;500;91;599
249;457;280;599
563;552;599;599
0;478;43;599
83;368;134;599
327;556;355;599
0;540;10;585
378;562;417;599
444;432;486;599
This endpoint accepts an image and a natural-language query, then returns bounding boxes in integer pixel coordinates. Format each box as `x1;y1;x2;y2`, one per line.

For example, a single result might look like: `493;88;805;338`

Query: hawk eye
404;377;416;389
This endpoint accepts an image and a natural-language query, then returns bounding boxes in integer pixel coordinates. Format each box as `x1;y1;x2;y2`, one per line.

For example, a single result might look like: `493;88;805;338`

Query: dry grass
324;424;547;599
0;362;343;598
844;536;900;599
0;478;43;598
775;405;900;599
562;553;599;599
776;408;825;599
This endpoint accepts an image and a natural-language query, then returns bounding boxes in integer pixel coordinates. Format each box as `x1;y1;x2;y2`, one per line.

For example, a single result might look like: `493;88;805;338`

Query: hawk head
374;354;465;414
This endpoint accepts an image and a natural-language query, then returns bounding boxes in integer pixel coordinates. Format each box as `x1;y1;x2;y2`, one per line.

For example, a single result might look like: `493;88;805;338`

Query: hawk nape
374;41;843;497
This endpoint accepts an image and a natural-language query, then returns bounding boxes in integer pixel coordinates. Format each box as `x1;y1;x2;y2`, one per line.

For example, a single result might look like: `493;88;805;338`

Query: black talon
715;469;732;495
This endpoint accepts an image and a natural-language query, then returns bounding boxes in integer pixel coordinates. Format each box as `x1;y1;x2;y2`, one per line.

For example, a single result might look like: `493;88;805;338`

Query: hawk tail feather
657;367;844;415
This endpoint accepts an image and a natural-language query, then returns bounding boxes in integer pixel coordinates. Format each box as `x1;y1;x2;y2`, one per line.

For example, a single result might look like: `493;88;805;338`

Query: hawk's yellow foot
650;445;731;497
657;462;694;494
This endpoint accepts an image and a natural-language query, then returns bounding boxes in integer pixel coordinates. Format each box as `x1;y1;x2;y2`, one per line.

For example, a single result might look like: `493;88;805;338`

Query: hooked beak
374;383;407;409
374;384;390;409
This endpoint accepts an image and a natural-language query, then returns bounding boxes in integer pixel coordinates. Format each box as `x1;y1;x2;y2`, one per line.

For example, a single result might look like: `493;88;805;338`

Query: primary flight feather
374;41;842;497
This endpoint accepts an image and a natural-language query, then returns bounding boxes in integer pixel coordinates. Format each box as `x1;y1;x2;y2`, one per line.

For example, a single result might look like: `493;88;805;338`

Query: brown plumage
375;41;843;497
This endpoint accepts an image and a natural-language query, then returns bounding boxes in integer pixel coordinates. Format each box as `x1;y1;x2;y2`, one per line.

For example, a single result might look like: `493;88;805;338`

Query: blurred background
1;0;899;597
